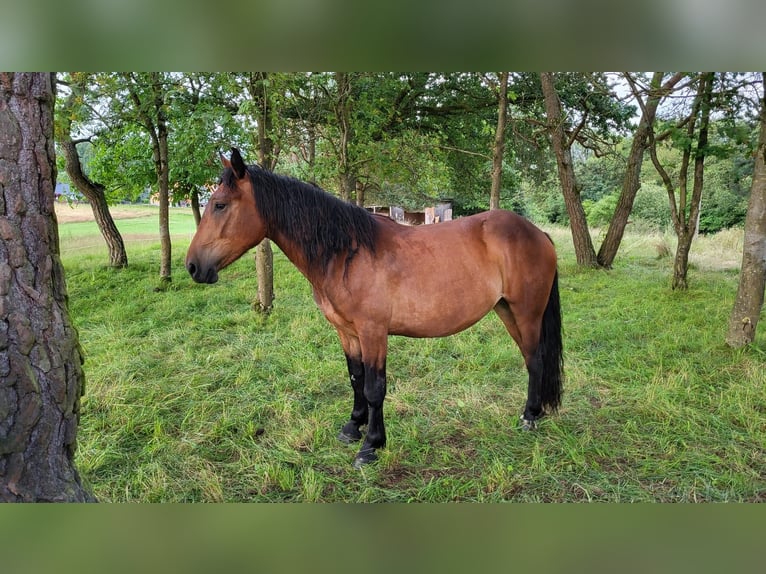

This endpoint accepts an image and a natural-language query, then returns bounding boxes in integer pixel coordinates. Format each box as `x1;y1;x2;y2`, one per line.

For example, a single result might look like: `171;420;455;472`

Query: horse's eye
214;202;226;211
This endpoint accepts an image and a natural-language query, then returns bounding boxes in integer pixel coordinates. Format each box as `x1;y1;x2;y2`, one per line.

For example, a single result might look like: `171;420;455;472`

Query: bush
632;182;672;231
583;193;618;227
698;187;748;233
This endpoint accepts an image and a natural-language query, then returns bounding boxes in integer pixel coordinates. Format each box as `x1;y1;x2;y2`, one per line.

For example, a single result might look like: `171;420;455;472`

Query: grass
60;206;766;501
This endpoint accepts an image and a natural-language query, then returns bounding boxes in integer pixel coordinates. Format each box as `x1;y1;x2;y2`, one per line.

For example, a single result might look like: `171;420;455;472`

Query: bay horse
186;148;563;468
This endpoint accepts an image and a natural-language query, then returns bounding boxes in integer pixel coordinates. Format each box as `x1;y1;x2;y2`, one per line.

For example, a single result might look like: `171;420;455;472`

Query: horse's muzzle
186;261;218;284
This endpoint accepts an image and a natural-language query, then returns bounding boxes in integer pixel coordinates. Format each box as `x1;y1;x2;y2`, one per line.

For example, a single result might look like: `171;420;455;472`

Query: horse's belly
387;288;498;338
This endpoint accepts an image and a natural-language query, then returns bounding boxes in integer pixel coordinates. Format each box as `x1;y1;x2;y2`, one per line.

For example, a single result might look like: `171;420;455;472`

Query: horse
186;148;563;468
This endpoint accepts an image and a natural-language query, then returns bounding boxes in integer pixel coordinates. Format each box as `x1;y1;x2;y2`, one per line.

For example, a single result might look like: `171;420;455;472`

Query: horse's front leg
335;326;388;468
353;360;387;468
337;353;368;444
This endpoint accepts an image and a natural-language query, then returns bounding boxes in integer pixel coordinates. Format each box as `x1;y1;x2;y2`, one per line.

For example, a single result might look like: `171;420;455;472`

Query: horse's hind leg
493;299;544;430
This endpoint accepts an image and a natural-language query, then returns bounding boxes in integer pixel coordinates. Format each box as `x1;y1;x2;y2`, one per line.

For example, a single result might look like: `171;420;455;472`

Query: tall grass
61;213;766;501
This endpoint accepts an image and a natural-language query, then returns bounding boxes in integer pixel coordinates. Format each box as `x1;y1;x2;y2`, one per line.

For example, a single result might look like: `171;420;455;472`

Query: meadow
57;204;766;502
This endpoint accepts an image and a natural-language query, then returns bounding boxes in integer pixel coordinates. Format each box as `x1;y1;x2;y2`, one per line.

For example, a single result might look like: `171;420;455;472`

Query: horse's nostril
187;262;197;277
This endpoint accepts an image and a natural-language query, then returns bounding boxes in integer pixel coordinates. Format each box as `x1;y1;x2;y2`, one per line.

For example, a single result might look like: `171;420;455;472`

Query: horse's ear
230;147;247;179
220;151;231;169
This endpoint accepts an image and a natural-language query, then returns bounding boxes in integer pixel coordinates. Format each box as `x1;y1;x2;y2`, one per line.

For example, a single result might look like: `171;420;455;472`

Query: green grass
61;214;766;501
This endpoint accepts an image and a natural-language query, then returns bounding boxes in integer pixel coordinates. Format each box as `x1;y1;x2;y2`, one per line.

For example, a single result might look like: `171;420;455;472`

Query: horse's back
384;209;554;266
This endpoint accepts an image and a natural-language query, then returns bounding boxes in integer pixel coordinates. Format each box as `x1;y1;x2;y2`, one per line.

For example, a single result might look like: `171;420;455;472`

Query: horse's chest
312;288;355;331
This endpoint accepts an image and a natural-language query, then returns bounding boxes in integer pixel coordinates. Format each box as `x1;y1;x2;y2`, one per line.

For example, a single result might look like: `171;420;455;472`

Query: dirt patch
55;202;158;224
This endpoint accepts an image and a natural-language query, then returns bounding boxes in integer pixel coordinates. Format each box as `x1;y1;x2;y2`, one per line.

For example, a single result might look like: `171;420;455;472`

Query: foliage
631;182;673;230
520;172;567;225
696;124;754;233
58;72;760;244
641;116;755;234
168;73;246;200
698;180;750;234
583;194;618;228
88;127;155;201
577;146;626;203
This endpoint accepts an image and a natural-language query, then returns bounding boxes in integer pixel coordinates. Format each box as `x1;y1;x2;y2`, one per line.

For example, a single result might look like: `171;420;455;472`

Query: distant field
55;202;745;273
55;202;161;224
56;203;198;258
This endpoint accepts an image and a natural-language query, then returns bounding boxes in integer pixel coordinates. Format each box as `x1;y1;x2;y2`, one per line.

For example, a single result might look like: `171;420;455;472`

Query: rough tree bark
0;72;94;502
597;72;685;268
490;72;509;211
540;72;599;267
726;72;766;348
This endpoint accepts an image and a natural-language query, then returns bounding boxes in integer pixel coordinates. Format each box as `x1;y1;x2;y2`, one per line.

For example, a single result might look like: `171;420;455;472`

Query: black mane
222;165;379;272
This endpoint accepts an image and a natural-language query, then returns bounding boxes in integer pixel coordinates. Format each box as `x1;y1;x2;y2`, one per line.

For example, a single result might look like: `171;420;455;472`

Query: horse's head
186;148;266;284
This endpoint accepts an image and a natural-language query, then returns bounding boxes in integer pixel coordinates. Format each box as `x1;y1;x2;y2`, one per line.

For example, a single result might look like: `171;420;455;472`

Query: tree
490;72;509;210
0;72;93;501
244;72;278;314
120;73;173;283
55;73;128;267
597;72;685;267
727;72;766;348
169;73;240;227
539;72;599;266
648;72;715;289
282;73;453;210
412;73;500;214
333;72;357;203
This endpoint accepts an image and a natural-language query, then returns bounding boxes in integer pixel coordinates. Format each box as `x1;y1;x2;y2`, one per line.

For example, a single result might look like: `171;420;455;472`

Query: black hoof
352;447;378;469
338;431;362;444
519;414;540;431
337;422;363;444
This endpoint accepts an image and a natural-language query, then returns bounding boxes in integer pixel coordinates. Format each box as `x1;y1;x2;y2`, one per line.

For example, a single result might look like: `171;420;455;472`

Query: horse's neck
265;228;317;284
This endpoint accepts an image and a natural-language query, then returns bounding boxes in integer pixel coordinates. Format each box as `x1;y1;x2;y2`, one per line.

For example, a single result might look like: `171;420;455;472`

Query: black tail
538;271;564;412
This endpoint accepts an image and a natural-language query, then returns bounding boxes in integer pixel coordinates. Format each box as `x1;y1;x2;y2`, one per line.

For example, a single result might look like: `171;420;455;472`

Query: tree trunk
0;72;94;502
307;124;316;168
490;72;509;211
672;231;693;290
356;182;366;207
191;187;201;227
247;72;277;314
339;172;356;203
648;72;714;290
597;72;685;268
254;242;274;314
540;72;599;267
673;73;713;290
335;72;355;203
727;72;766;348
124;72;171;284
157;119;171;283
58;136;128;268
57;85;128;268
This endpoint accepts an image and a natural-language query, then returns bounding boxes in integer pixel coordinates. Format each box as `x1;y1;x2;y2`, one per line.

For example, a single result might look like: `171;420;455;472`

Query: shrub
698;187;748;233
583;193;618;227
632;182;672;231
